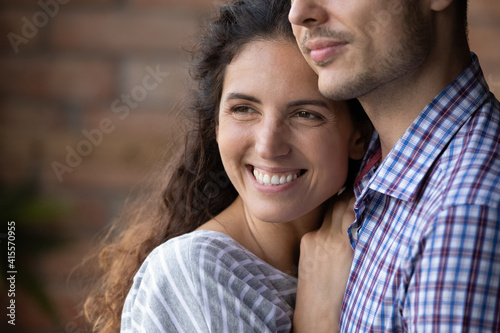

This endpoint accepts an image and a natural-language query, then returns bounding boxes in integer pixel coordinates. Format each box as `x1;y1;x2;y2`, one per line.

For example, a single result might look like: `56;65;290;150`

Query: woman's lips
252;167;302;186
247;165;306;194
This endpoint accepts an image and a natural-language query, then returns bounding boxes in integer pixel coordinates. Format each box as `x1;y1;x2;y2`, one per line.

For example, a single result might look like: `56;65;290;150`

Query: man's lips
305;39;347;63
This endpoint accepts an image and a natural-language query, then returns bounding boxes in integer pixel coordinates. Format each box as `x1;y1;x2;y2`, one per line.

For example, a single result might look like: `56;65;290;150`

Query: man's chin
318;73;353;101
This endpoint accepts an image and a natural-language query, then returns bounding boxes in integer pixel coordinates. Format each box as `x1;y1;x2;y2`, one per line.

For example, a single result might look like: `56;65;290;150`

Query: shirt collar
355;53;491;202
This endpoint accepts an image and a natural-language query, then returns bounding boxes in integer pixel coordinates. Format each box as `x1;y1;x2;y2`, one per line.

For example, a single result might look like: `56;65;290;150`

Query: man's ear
429;0;454;12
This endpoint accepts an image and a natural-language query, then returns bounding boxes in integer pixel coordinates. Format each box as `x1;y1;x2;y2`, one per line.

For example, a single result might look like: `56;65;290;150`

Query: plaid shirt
342;53;500;332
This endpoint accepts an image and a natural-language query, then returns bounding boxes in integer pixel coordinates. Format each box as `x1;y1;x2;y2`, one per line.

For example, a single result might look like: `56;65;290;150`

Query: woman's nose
255;117;291;160
289;0;328;28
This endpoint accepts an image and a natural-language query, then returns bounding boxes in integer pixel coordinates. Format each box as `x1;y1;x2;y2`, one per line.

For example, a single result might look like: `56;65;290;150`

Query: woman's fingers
319;192;355;239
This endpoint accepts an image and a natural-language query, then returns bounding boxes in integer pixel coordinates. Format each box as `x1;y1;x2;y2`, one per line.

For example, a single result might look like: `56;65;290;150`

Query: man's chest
341;192;439;331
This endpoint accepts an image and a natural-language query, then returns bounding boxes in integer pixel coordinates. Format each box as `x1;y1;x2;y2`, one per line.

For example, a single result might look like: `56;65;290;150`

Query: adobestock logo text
52;65;170;182
8;0;71;54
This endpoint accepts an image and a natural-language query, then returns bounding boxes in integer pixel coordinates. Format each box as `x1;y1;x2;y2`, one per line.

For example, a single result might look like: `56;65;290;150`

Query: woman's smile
251;166;304;186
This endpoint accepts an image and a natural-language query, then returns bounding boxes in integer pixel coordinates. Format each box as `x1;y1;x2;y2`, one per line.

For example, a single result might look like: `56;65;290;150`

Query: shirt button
352;227;359;240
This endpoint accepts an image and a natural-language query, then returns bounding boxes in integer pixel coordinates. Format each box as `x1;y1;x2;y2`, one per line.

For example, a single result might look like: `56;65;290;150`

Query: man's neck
359;46;471;161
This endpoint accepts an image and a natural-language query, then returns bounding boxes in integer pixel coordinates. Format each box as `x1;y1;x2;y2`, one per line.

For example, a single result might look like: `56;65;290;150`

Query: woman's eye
228;105;258;120
295;110;321;120
230;105;257;115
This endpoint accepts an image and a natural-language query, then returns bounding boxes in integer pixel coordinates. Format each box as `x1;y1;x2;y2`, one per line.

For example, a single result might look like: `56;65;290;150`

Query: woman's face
217;39;363;223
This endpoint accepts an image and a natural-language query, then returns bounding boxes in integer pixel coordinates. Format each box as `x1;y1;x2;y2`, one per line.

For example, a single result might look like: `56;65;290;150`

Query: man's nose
289;0;328;28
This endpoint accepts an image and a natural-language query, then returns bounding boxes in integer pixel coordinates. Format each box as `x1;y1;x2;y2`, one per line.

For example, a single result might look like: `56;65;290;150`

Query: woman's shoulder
123;230;297;332
125;231;240;305
122;231;236;331
149;229;245;265
145;229;297;284
139;230;249;279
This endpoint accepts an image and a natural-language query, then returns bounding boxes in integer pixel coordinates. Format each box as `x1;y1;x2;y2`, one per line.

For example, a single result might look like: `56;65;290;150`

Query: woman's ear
429;0;454;12
348;125;371;160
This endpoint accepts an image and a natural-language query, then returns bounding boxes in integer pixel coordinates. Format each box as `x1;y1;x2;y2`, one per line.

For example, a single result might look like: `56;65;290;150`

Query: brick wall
0;1;499;332
0;1;213;332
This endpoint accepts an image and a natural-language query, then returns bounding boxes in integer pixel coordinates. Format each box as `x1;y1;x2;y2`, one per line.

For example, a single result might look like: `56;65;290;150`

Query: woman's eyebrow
225;92;261;104
223;94;328;109
287;100;329;108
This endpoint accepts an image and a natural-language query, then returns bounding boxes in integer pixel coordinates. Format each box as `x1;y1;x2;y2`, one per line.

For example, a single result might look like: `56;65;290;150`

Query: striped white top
121;230;297;332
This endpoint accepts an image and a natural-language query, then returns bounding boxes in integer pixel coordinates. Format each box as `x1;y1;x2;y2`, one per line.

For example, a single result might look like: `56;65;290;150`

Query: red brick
129;0;215;11
0;131;35;183
62;0;119;6
120;57;191;107
0;10;45;54
50;9;201;53
0;100;66;183
1;0;117;8
0;99;67;134
46;156;151;189
42;108;179;188
83;104;180;136
0;56;115;101
73;198;109;230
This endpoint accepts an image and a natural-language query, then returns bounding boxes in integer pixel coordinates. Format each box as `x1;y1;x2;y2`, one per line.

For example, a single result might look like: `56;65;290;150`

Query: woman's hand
293;192;355;333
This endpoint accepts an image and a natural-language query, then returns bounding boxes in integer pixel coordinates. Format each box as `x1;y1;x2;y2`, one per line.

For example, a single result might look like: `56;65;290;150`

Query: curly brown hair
83;1;298;331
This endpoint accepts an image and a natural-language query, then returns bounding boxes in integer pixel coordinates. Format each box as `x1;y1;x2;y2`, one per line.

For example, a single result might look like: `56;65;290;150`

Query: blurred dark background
0;0;499;332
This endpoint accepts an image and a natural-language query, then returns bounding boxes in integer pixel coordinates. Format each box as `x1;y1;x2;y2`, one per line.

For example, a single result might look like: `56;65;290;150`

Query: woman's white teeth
253;168;299;186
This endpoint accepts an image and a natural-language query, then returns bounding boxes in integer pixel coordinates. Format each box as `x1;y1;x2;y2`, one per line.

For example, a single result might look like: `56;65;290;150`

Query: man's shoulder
432;96;500;208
